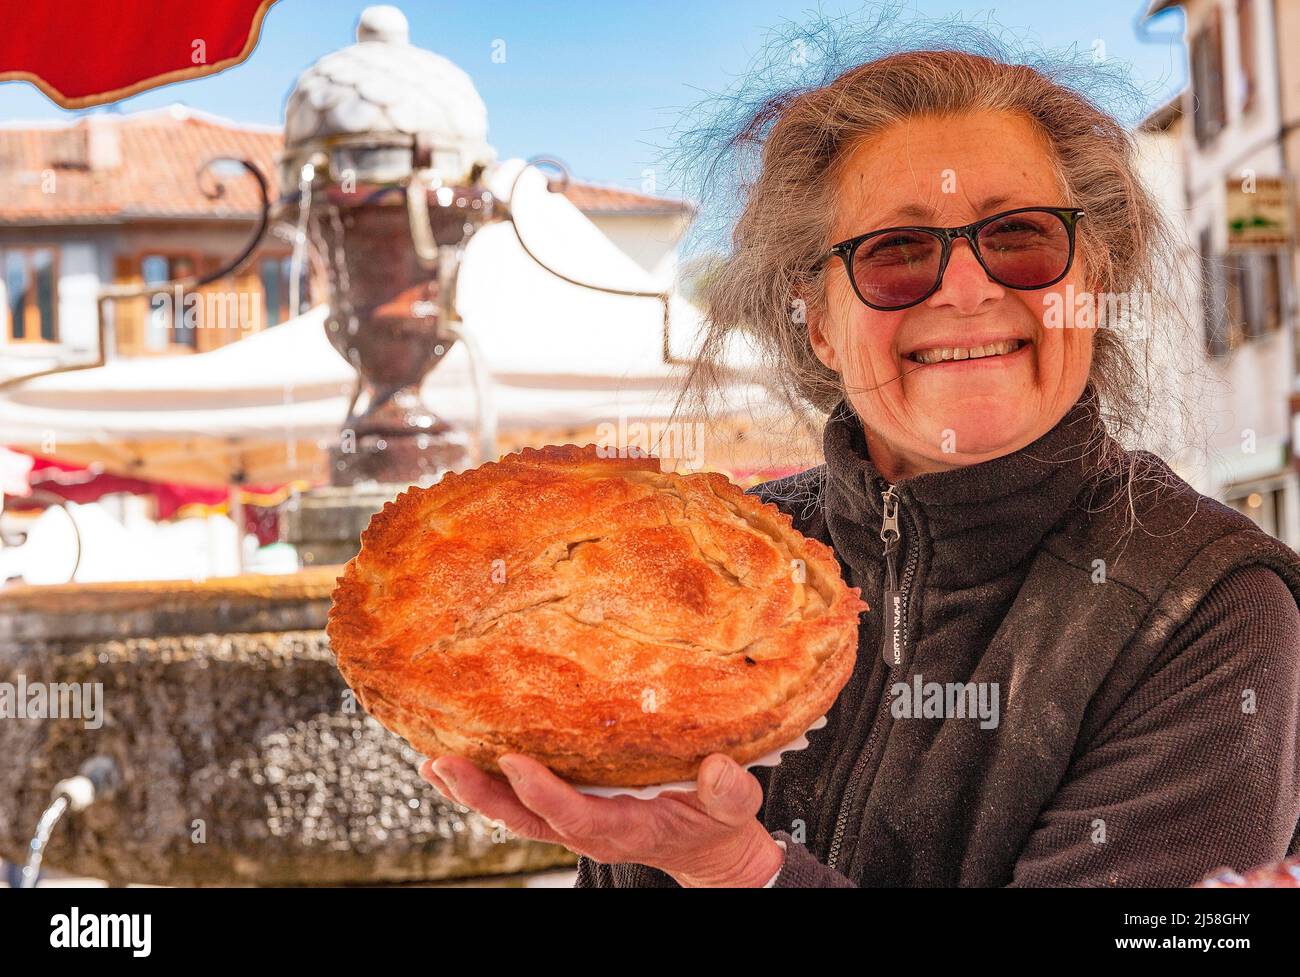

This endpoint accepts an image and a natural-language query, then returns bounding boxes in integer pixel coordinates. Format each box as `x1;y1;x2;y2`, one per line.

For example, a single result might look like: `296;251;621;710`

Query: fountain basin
0;569;575;885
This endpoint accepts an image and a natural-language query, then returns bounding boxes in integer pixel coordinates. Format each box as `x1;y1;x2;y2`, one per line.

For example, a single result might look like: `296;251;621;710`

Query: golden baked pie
326;444;868;786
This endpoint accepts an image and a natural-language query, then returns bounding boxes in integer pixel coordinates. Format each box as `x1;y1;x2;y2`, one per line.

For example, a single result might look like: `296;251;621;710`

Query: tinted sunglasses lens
976;211;1072;288
851;230;942;308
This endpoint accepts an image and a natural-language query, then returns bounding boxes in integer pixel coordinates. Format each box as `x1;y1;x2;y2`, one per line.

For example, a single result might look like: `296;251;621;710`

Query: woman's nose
926;238;1004;313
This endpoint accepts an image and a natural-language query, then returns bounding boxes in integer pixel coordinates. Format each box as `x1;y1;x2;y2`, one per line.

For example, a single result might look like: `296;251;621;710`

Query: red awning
0;0;278;109
5;452;295;546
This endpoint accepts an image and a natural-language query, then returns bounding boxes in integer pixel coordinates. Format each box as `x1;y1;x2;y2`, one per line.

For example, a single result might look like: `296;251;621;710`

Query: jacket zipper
825;482;920;872
878;485;913;670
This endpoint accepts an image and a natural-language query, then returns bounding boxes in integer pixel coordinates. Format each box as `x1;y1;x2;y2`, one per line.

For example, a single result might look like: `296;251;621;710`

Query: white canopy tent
0;158;776;486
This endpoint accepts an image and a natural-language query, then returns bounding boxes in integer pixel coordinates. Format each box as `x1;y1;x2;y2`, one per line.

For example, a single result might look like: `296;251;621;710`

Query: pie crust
326;444;868;786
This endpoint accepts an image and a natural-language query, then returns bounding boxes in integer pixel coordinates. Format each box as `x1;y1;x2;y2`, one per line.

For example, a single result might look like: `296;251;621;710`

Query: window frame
2;245;61;345
136;250;204;352
258;252;310;327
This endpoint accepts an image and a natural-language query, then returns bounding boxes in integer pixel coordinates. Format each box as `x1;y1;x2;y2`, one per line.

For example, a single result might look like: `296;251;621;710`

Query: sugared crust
326;443;868;786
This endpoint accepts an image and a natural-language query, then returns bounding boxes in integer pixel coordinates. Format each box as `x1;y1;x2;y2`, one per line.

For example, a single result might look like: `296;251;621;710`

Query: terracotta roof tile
0;110;281;223
0;109;693;224
559;181;693;216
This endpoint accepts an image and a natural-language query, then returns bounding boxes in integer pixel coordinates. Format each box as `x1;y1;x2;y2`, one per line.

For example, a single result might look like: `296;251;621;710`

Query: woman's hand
419;752;785;887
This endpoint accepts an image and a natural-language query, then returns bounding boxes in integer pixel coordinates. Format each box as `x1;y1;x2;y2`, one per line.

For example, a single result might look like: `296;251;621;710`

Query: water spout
20;756;120;888
289;161;316;321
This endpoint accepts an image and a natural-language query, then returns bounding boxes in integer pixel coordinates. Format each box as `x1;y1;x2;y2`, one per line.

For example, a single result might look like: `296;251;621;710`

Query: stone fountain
0;6;574;886
280;2;499;566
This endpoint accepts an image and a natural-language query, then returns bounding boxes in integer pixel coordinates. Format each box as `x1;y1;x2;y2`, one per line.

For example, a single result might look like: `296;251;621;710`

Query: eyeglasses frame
820;206;1087;312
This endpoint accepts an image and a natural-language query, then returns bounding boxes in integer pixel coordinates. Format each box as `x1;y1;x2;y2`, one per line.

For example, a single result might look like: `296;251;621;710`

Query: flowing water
20;794;70;888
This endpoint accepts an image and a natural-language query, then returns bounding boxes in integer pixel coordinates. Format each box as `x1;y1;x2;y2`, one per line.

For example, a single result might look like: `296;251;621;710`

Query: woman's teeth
908;338;1027;365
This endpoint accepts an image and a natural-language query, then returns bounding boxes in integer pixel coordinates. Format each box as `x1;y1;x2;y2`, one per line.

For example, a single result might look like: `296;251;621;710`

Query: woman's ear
800;288;840;374
809;318;839;373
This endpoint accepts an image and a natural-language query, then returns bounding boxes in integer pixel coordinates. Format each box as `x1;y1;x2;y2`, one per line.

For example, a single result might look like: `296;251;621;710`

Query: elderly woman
419;45;1300;887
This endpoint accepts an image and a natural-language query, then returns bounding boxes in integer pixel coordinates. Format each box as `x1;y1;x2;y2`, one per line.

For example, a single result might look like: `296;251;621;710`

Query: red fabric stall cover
6;454;289;546
0;0;277;109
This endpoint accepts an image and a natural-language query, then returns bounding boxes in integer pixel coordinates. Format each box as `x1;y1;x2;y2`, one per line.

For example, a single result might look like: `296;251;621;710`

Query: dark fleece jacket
574;382;1300;887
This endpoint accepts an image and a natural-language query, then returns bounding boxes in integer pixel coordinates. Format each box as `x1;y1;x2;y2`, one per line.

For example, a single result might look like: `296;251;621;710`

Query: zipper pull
880;486;900;554
879;485;907;669
879;485;900;589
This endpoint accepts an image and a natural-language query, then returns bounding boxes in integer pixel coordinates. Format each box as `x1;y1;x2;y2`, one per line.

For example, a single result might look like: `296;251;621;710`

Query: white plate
571;714;829;800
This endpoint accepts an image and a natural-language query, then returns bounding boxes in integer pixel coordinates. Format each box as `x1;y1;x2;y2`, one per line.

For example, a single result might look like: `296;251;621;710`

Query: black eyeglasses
820;206;1086;312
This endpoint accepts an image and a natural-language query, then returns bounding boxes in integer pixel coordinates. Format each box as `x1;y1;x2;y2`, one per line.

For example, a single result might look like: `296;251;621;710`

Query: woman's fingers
497;753;670;859
417;752;759;873
430;755;568;846
496;753;604;838
417;758;458;802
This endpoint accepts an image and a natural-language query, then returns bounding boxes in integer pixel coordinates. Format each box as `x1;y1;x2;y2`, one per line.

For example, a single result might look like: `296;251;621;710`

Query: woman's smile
903;337;1032;367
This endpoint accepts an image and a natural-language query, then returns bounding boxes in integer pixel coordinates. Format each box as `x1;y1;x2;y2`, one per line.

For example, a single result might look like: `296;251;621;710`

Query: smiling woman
404;10;1300;890
542;12;1300;888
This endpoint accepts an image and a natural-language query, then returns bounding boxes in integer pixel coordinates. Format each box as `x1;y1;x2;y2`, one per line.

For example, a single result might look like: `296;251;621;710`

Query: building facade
1149;0;1300;546
0;106;693;382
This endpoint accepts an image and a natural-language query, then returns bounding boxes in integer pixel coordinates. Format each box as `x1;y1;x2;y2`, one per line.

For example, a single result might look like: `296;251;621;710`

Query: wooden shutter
1241;252;1265;339
194;256;224;352
1237;0;1256;113
1206;8;1226;134
236;264;264;338
112;254;145;356
1190;9;1227;146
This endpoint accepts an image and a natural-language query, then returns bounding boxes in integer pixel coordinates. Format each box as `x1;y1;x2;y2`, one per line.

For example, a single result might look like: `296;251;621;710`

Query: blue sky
0;0;1186;198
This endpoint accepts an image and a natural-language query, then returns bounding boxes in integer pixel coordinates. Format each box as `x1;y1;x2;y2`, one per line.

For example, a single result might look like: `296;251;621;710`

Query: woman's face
808;110;1095;482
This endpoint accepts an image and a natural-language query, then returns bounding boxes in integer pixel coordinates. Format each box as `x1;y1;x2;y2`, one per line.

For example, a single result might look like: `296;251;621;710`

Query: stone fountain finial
356;5;409;43
283;4;494;186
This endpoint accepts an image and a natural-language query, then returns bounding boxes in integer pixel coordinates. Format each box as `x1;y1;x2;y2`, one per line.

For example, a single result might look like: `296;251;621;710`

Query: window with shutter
1191;8;1228;146
141;253;201;351
2;247;59;344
